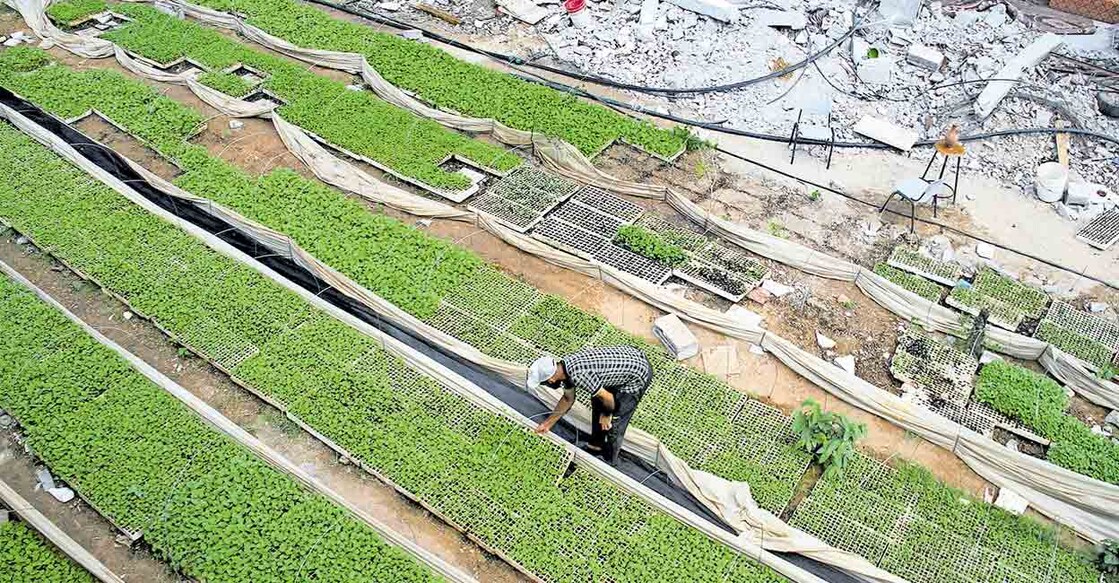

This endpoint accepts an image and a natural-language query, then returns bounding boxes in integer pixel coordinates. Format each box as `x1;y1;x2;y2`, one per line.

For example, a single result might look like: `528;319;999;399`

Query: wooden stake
414;3;462;25
1055;118;1070;168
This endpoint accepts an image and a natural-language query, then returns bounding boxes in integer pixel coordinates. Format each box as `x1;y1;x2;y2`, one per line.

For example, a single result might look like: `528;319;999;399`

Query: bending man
527;346;652;466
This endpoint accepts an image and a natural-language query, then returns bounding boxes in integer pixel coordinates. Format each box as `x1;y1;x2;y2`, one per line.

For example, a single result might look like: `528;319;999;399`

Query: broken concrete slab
834;354;856;375
815;331;837;350
36;468;55;491
665;0;738;22
1099;91;1119;118
640;0;659;25
497;0;549;24
853;115;918;151
878;0;921;26
48;487;76;503
761;279;793;297
857;58;894;85
994;487;1029;514
906;43;945;71
975;34;1063;119
751;8;806;29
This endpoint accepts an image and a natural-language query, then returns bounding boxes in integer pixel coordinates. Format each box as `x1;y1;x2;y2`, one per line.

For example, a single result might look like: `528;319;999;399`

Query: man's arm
534;387;576;434
593;389;615;431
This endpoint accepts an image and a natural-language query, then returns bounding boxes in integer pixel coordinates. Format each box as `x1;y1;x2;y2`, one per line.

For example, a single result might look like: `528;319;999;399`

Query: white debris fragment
834;355;856;375
974;34;1063;119
856;58;894;85
877;0;921;26
994;487;1029;514
748;344;766;355
36;469;56;491
853;116;918;151
979;351;1002;364
751;9;806;29
123;311;133;321
761;279;793;297
399;29;423;40
1089;302;1109;313
975;242;995;259
815;331;836;350
725;304;764;328
664;0;738;22
48;487;76;503
906;43;944;71
1066;182;1107;207
653;313;700;360
228;119;244;130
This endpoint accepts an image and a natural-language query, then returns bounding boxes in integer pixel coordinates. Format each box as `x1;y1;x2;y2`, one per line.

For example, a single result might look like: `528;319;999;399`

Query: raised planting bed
94;5;520;195
975;361;1119;485
0;122;788;583
790;453;1099;583
890;326;979;407
111;0;690;158
0;273;439;582
571;185;644;223
469;167;579;232
873;263;944;302
886;246;961;286
0;520;97;583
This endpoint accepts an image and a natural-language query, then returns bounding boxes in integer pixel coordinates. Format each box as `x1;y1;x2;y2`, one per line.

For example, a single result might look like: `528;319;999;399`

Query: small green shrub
792;399;867;479
613;225;686;266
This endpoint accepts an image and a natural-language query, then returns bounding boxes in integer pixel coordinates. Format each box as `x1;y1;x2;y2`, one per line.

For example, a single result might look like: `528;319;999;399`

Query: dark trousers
588;383;649;466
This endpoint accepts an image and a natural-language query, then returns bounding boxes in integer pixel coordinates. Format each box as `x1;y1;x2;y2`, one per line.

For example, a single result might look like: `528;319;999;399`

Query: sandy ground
0;234;527;582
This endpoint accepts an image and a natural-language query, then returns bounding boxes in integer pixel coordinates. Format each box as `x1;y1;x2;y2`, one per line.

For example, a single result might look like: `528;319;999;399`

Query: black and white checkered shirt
563;346;652;396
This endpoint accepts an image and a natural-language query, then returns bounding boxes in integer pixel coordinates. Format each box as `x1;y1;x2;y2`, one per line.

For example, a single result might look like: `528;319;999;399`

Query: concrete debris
974;34;1064;119
38;39;55;50
665;0;738;22
379;1;401;10
0;413;12;429
15;235;29;245
1100;91;1119;119
399;29;424;40
815;331;837;350
975;242;995;259
853;116;917;151
228;119;244;130
834;354;856;374
761;279;793;297
653;313;700;360
640;0;659;25
36;468;55;491
1105;410;1119;430
122;311;133;320
994;487;1029;514
906;43;944;71
746;286;772;305
725;304;764;328
1005;438;1020;452
1091;424;1109;436
751;9;806;29
48;487;76;503
1089;302;1109;313
856;58;894;85
498;0;549;24
1066;182;1106;206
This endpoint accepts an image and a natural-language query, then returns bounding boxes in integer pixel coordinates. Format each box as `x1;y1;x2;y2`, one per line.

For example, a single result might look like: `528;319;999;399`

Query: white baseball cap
526;357;557;390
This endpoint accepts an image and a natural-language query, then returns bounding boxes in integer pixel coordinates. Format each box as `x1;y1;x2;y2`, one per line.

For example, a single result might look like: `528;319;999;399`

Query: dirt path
0;233;528;583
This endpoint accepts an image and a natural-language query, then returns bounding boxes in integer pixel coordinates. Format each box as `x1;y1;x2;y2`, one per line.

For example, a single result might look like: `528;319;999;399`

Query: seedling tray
530;216;608;260
550;200;624;237
887;246;961;286
969;268;1049;321
571;186;644;222
695;243;768;286
469;192;540;232
673;259;749;302
946;286;1024;331
1043;301;1119;351
890;327;978;407
594;243;672;285
634;214;710;252
1076;208;1119;250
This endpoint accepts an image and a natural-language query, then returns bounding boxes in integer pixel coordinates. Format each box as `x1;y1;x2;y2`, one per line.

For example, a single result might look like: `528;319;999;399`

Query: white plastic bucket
1035;162;1068;203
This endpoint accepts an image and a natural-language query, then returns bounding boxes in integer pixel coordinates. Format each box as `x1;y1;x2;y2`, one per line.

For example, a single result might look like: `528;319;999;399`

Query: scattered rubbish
1105;410;1119;431
0;413;12;429
834;354;856;375
1034;162;1068;203
653;313;699;360
665;0;738;22
748;344;765;355
852;116;918;151
1066;182;1105;206
974;34;1063;119
228;119;244;130
761;279;793;297
975;242;995;259
414;3;461;24
345;84;363;92
36;468;55;491
15;236;29;245
993;487;1029;514
878;0;921;26
500;0;549;24
815;331;836;350
856;58;893;85
565;0;593;28
48;487;76;503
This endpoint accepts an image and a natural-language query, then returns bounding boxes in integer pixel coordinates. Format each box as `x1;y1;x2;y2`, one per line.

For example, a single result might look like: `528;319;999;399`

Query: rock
975;242;994;259
816;331;837;350
0;414;11;429
338;455;352;465
983;3;1008;28
399;29;423;40
48;487;75;503
1089;302;1109;313
639;0;658;25
379;1;401;10
761;279;793;297
39;39;55;50
2;37;20;47
993;487;1028;514
1091;424;1109;436
1100;91;1119;118
663;0;738;22
228;119;244;130
123;311;133;321
1105;410;1119;428
906;43;944;71
36;468;55;491
877;0;920;26
834;354;856;374
752;8;806;29
15;236;29;245
746;286;772;305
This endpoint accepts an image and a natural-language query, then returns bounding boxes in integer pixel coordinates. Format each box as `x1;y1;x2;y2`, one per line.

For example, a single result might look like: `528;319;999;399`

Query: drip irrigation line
713;146;1119;290
314;0;859;95
312;0;1119;151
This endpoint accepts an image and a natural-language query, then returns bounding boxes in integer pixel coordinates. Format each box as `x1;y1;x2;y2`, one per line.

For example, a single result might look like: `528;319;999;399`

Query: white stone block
665;0;738;22
752;8;805;29
853;115;918;151
653;313;699;360
994;487;1029;514
906;43;945;71
857;58;894;85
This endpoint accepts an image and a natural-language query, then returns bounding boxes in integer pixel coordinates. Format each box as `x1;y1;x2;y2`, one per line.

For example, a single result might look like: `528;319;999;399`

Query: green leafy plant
0;521;96;582
792;399;867;479
613;225;687;266
766;220;788;239
873;263;943;302
197;70;256;98
45;0;106;24
0;46;52;73
808;189;821;202
1097;539;1119;579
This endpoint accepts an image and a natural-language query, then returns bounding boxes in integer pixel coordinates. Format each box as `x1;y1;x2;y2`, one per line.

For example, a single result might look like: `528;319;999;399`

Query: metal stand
789;110;836;170
921;150;962;217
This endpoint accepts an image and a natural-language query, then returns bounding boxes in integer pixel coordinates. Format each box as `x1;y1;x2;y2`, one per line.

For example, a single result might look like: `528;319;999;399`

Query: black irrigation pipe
313;0;1119;151
715;146;1119;290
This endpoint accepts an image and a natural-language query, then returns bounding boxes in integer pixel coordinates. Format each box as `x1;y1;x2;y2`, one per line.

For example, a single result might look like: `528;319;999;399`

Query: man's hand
534;420;554;434
599;414;612;432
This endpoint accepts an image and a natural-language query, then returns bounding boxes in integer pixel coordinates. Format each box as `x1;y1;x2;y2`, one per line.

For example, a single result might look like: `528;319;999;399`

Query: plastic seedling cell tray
634;214;710;252
468;192;540;231
673;259;749;302
890;327;978;407
530;216;608;260
572;186;644;222
1044;301;1119;351
887;246;962;286
969;268;1049;321
945;286;1024;331
243;89;285;108
595;244;672;284
695;243;768;285
551;200;624;237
